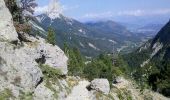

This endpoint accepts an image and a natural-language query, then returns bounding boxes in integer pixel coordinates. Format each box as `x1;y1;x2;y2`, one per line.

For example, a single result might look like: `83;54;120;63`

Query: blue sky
36;0;170;23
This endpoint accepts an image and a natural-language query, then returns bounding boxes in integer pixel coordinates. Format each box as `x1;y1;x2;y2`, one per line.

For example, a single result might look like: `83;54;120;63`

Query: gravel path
66;80;91;100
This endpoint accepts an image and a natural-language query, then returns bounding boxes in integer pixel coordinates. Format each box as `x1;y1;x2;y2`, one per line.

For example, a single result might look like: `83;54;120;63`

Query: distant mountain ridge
30;13;149;56
85;20;132;36
31;7;155;56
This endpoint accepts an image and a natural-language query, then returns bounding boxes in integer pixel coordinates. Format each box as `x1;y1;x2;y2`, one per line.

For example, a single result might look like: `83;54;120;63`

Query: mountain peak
46;0;63;19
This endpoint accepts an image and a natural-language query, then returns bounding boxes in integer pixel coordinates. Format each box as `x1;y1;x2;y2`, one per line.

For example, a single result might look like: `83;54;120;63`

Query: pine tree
46;27;56;45
63;42;69;56
67;47;85;76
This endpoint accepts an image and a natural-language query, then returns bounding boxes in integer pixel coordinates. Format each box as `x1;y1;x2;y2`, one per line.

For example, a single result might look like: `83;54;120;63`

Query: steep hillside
29;0;146;56
124;20;170;97
31;14;145;56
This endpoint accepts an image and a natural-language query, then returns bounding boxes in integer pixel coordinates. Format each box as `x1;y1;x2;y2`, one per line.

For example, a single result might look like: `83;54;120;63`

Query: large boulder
36;38;68;74
87;79;110;94
0;0;18;42
18;33;68;75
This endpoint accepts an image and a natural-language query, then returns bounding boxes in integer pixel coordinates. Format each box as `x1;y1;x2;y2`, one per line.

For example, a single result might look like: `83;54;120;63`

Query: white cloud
152;9;170;15
79;8;170;20
117;9;170;16
117;10;145;16
35;6;48;14
82;11;113;19
35;0;79;15
35;0;63;15
62;5;80;11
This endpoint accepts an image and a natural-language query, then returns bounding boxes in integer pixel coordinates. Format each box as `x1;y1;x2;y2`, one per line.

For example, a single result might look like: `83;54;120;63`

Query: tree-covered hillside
124;20;170;97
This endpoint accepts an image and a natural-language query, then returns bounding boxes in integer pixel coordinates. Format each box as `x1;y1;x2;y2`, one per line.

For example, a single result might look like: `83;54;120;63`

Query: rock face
0;42;43;94
0;0;68;98
0;0;18;42
66;80;91;100
18;33;68;74
36;38;68;74
87;79;110;94
33;82;54;100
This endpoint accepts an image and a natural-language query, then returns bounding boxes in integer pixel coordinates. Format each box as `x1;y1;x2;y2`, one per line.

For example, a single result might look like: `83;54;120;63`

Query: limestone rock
87;79;110;94
33;82;54;100
36;38;68;74
20;34;68;75
0;0;68;98
0;0;18;42
112;76;129;89
0;42;43;94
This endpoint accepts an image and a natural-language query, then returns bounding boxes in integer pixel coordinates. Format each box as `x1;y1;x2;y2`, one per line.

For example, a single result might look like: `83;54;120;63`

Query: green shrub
39;64;62;79
0;89;14;99
84;53;128;84
67;47;85;76
45;79;59;99
19;90;33;100
117;90;124;100
46;27;56;45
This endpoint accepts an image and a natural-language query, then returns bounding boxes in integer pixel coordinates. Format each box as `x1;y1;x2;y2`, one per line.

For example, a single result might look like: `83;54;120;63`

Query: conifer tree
63;42;69;56
46;27;56;45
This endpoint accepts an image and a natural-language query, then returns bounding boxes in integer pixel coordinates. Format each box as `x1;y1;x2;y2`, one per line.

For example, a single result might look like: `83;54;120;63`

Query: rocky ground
66;80;91;100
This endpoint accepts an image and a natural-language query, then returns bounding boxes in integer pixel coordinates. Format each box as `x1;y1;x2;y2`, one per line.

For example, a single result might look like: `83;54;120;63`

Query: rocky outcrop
36;38;68;74
87;79;110;94
0;0;68;98
0;42;43;95
112;76;129;89
110;77;169;100
33;82;55;100
0;0;18;42
66;80;91;100
18;32;68;74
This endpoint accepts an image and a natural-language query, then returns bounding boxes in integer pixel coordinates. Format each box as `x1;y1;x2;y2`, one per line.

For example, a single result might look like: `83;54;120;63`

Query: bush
84;53;128;84
84;54;113;82
39;64;62;79
46;27;56;45
0;89;14;99
19;91;33;100
14;22;31;33
65;46;85;76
